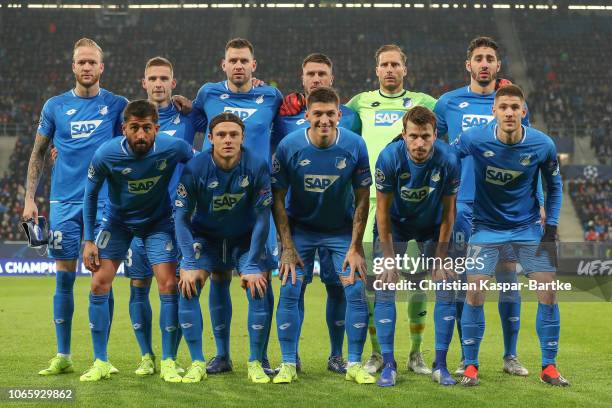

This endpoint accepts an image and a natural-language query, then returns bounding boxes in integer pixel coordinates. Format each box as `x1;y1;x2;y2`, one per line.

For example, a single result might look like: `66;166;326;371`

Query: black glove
537;224;558;268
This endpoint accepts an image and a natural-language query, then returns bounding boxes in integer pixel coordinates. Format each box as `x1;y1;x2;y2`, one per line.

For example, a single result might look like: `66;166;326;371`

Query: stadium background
0;1;610;407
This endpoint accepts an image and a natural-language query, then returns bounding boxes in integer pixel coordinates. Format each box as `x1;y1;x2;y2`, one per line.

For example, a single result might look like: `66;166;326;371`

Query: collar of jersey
121;136;156;157
303;128;341;149
467;84;495;97
493;124;527;146
223;80;254;94
158;104;176;116
209;147;243;172
378;89;407;99
71;88;101;99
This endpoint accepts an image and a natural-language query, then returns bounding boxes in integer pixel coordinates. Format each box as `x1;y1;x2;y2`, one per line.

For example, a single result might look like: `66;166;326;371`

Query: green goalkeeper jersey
347;89;437;198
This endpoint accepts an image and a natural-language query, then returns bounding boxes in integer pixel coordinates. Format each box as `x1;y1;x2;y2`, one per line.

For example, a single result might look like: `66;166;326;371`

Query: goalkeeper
346;44;437;375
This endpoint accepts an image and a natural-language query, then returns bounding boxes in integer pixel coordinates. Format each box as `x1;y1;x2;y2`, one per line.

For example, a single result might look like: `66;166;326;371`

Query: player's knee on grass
466;275;488;306
527;272;557;305
343;278;366;303
131;278;152;288
364;273;378;293
153;264;178;293
496;266;521;304
435;288;455;304
211;269;232;282
91;265;117;294
56;259;78;273
325;284;344;300
279;277;303;298
496;261;517;275
339;274;362;287
374;288;395;304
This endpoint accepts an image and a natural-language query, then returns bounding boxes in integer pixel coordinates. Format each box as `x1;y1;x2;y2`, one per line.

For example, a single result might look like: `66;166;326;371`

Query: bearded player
190;38;282;375
124;57;205;376
434;37;541;376
23;38;127;376
80;100;193;382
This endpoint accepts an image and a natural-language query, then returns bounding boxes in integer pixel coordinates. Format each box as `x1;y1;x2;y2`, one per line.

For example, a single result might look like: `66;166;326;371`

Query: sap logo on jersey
461;114;494;131
485;166;523;186
224;107;257;121
127;176;161;194
400;186;435;202
212;193;245;211
304;175;339;193
70;120;103;139
374;110;404;126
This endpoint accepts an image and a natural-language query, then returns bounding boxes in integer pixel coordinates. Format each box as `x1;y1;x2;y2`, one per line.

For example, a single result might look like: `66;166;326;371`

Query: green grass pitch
0;277;610;408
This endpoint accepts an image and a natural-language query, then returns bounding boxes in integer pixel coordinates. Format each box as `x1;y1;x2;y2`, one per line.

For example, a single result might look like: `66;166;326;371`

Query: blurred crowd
0;135;51;241
0;8;610;240
521;12;612;139
568;178;612;241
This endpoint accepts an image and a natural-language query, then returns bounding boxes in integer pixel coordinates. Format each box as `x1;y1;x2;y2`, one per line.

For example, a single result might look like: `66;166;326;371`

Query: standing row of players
23;36;567;387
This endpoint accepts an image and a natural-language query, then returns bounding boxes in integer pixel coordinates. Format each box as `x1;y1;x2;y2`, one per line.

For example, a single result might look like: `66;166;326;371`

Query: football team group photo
2;4;611;407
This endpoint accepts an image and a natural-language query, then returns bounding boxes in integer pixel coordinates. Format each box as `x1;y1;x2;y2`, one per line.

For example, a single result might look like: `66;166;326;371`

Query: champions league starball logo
583;165;598;179
176;183;187;198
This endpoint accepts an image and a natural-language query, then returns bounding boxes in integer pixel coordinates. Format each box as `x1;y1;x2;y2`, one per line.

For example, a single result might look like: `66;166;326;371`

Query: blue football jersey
193;81;282;161
175;147;272;245
452;122;562;229
271;105;362;147
157;104;204;199
272;128;371;233
375;139;460;230
37;88;128;202
434;86;530;203
83;134;193;240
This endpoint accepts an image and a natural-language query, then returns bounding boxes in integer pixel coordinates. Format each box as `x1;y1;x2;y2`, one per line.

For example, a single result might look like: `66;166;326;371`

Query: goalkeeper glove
536;224;558;268
495;78;513;90
21;216;49;248
279;92;306;116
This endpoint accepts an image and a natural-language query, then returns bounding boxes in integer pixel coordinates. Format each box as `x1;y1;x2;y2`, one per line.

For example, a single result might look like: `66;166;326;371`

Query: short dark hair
494;84;525;101
225;38;254;57
123;99;158;123
402;106;437;130
306;86;340;108
302;53;333;71
375;44;407;65
145;56;173;75
209;112;245;134
466;36;500;60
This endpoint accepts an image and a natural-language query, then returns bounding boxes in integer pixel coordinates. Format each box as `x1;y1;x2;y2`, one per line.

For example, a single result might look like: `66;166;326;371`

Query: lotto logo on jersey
223;107;257;121
127;176;161;194
400;186;435;202
212;193;245;211
374;110;404;126
461;114;494;131
304;175;339;193
70;120;103;139
485;166;523;186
